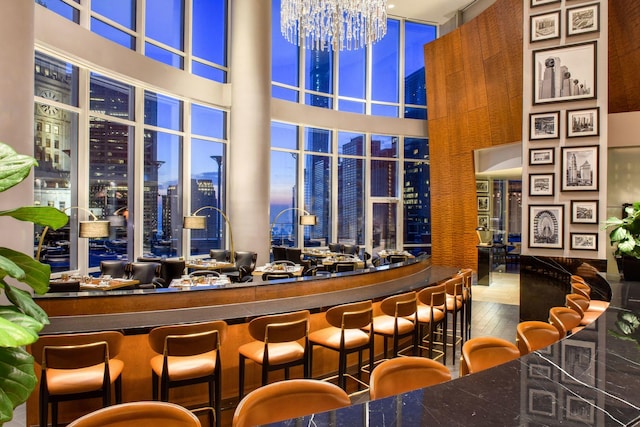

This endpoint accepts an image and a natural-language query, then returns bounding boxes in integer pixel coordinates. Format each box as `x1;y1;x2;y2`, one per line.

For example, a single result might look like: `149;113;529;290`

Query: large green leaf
0;307;44;336
0;248;50;294
0;144;36;194
2;284;49;326
0;317;38;347
0;206;68;229
0;347;37;424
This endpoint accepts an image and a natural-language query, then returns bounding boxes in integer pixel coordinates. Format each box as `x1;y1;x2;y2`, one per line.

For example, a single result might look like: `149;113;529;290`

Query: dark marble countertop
268;273;640;427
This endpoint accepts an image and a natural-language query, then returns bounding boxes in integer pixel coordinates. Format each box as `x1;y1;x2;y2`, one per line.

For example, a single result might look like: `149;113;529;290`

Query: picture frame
529;147;555;166
531;11;561;43
478;214;489;229
533;41;597;105
529;173;555;197
530;111;560;140
528;388;557;417
477;196;490;212
528;363;552;379
529;204;564;249
531;0;560;7
476;179;489;193
561;340;596;386
566;395;595;423
570;200;598;224
570;232;598;251
561;145;599;191
567;107;599;138
567;3;600;37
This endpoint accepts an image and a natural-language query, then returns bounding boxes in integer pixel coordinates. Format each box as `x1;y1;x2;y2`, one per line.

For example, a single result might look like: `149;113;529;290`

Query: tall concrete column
229;0;271;265
0;1;35;266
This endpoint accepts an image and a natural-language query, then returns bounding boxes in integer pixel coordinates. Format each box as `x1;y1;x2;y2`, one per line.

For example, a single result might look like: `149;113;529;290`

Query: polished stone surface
268;271;640;426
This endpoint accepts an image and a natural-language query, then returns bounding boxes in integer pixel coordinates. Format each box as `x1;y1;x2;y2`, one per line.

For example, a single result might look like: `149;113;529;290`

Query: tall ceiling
387;0;477;24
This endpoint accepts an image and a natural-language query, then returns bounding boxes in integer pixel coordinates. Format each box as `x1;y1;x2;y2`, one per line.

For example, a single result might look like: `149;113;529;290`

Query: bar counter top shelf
269;271;640;427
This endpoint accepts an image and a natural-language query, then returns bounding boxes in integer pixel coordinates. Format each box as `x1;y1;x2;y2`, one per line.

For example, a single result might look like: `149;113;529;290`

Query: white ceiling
387;0;477;24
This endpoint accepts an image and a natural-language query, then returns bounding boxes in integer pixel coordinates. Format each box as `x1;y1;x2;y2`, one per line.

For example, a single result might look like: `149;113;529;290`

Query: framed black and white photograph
529;147;555;165
561;145;599;191
477;196;490;212
530;111;560;140
570;232;598;251
567;107;599;138
476;179;489;193
571;200;598;224
533;41;597;105
566;395;595;423
478;214;489;229
531;0;560;7
561;340;596;386
528;388;557;417
528;363;552;380
531;11;561;43
567;3;600;37
530;173;555;197
529;205;564;249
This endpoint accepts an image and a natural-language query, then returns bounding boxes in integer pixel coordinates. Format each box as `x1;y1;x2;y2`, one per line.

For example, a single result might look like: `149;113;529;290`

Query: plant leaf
0;249;50;294
0;317;39;347
2;283;49;326
0;347;37;424
0;307;44;335
0;206;68;229
0;144;37;193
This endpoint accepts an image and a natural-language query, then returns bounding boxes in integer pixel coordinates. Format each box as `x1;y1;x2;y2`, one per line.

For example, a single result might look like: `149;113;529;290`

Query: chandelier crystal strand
281;0;387;51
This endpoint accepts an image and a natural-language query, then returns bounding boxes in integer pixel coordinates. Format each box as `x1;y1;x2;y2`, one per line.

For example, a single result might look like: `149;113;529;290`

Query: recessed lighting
388;4;395;9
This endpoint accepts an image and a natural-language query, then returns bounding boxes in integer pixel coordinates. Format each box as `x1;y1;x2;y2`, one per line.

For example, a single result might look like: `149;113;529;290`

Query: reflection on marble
269;268;640;426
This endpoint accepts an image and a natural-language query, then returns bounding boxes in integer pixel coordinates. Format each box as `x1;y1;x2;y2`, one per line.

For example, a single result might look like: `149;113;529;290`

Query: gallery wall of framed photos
522;0;607;260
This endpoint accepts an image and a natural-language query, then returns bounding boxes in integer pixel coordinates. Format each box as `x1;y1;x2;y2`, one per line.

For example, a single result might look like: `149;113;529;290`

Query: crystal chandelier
280;0;388;51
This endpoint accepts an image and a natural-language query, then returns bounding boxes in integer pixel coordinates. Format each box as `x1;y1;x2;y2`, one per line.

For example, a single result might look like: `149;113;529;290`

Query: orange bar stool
66;401;202;427
369;356;451;400
232;379;351;427
308;300;374;391
460;336;520;376
444;275;465;364
565;293;603;326
147;320;227;427
458;268;474;340
516;321;560;355
238;310;310;399
415;284;447;361
548;306;583;339
570;280;609;312
32;331;124;427
366;291;419;363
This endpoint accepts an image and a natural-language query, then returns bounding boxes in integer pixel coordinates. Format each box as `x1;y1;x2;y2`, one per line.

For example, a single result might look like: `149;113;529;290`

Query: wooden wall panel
609;0;640;113
426;0;523;270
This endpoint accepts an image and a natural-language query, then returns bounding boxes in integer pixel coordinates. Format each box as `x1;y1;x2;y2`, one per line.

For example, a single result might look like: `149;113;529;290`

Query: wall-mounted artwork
567;3;600;37
477;196;490;212
529;173;555;196
570;200;598;224
561;145;599;191
476;179;489;193
530;111;560;140
529;147;555;165
529;205;564;249
570;232;597;251
531;0;560;7
533;42;596;105
567;107;599;138
531;11;561;42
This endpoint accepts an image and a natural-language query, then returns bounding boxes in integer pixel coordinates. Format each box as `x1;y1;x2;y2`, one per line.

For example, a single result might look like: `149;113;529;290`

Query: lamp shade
299;214;317;226
183;215;207;230
79;220;110;238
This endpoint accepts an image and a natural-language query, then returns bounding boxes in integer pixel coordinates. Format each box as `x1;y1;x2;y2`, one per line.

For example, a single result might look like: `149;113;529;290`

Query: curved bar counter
28;257;461;426
269;269;640;426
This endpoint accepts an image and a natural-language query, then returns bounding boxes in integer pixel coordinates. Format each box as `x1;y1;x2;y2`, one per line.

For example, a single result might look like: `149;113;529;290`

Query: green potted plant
605;202;640;281
0;142;67;424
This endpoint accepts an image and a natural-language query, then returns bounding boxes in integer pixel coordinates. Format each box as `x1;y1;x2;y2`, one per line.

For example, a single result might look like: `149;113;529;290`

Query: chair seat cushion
588;300;609;312
238;341;305;365
579;310;602;326
150;352;217;381
366;315;415;336
309;327;370;350
416;305;445;323
46;359;124;395
446;296;463;311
